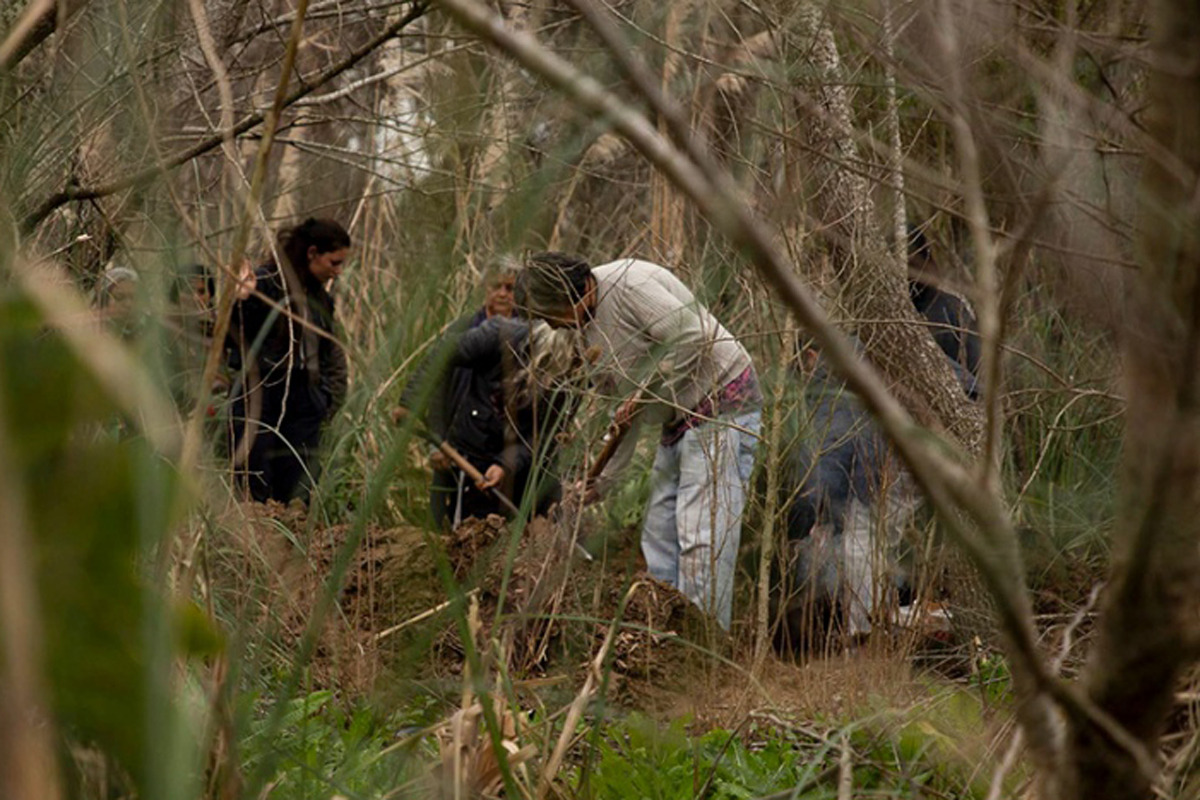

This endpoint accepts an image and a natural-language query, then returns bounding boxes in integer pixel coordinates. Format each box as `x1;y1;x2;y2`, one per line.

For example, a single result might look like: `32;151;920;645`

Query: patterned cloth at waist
660;366;761;447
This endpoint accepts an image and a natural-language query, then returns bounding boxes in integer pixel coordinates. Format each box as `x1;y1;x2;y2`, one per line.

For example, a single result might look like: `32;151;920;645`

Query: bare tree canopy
5;0;1200;798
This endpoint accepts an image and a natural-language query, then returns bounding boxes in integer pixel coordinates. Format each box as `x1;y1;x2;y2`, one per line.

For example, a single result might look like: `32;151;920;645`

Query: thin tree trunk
649;0;690;267
786;4;981;452
1067;0;1200;796
881;0;906;274
0;0;88;71
783;1;998;651
753;378;785;673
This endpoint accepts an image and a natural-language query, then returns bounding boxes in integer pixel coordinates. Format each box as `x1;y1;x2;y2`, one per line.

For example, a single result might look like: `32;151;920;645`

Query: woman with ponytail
227;217;351;502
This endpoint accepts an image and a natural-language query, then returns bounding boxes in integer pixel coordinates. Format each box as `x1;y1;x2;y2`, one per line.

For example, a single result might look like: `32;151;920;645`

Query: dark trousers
232;377;326;503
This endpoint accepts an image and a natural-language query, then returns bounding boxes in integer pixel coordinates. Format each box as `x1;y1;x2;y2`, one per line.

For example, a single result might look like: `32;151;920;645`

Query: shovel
406;417;595;561
553;408;638;559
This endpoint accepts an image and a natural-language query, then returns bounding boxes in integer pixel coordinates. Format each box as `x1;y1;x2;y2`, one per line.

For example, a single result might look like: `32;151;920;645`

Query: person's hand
234;258;256;301
615;396;639;429
428;449;450;471
390;405;409;425
477;464;505;491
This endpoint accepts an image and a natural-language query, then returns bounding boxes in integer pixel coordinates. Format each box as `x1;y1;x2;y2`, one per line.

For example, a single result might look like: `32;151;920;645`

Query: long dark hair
278;217;350;291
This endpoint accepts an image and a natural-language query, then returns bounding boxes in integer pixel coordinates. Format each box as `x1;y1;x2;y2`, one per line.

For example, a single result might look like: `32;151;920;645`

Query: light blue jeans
641;409;761;630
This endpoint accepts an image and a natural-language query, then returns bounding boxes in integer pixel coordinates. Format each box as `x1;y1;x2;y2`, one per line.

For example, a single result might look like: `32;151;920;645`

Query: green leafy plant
239;689;438;800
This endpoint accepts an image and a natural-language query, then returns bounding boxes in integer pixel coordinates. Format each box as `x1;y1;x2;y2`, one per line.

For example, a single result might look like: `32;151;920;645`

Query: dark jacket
909;279;982;399
229;262;347;420
785;361;892;540
402;313;535;475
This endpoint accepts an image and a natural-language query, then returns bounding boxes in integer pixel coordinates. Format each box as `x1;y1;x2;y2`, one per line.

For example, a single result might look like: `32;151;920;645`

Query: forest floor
207;501;1200;799
214;501;984;727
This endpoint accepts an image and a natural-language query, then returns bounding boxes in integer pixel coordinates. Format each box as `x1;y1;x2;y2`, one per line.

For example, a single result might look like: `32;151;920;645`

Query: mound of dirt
215;502;722;704
436;513;721;704
215;501;446;696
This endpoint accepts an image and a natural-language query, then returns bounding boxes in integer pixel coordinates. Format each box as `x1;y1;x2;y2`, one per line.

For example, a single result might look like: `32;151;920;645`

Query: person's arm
320;332;349;416
398;337;456;438
580;275;704;497
227;283;267;350
453;317;528;366
226;265;283;378
398;317;468;438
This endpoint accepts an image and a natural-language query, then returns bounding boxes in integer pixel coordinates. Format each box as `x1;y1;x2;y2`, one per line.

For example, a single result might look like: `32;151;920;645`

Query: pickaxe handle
397;410;522;515
583;405;639;489
437;439;523;516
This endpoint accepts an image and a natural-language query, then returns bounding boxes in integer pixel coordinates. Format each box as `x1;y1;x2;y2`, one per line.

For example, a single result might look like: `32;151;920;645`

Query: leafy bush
240;690;440;800
578;711;989;800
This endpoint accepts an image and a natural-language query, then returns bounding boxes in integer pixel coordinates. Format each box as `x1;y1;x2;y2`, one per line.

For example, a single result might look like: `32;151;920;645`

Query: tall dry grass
0;0;1143;797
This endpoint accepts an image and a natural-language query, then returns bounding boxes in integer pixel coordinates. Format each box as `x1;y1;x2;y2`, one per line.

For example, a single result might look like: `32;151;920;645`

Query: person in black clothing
392;265;518;526
780;339;915;646
396;287;578;529
907;224;983;399
227;218;351;503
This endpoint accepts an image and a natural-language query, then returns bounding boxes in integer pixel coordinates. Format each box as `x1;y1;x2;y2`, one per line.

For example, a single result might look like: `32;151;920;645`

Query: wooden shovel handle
584;418;634;485
434;439;520;516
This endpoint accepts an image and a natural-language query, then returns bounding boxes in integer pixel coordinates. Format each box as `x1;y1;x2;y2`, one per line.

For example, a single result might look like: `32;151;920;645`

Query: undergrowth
239;690;441;800
236;684;1019;800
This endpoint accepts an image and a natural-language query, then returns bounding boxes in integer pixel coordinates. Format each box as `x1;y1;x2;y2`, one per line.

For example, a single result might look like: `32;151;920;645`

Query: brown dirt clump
435;514;720;705
444;514;507;581
213;501;445;697
592;574;719;706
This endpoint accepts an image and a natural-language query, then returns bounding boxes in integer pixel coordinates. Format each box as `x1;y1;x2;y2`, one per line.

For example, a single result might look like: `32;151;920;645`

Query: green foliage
1005;303;1120;605
0;290;211;798
579;712;987;800
239;690;436;800
970;651;1014;709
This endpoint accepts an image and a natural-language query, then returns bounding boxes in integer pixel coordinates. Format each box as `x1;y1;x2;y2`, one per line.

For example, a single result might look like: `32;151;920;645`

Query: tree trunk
1066;0;1200;796
786;4;983;452
0;0;89;71
648;0;690;268
782;2;995;642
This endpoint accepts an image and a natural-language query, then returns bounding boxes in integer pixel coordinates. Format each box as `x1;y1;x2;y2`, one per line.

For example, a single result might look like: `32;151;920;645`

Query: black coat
229;263;347;421
226;262;347;502
403;313;536;475
909;279;982;399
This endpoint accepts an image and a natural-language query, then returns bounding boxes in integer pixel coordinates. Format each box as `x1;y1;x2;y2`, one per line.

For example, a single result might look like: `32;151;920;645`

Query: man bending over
517;252;761;631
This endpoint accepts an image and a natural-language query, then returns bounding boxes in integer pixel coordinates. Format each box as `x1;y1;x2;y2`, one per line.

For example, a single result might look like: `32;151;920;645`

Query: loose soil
211;502;1008;735
213;502;718;706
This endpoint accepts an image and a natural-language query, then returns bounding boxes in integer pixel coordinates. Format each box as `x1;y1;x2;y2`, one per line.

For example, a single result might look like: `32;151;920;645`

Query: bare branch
933;0;1003;491
179;0;315;477
0;0;87;72
18;1;429;236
